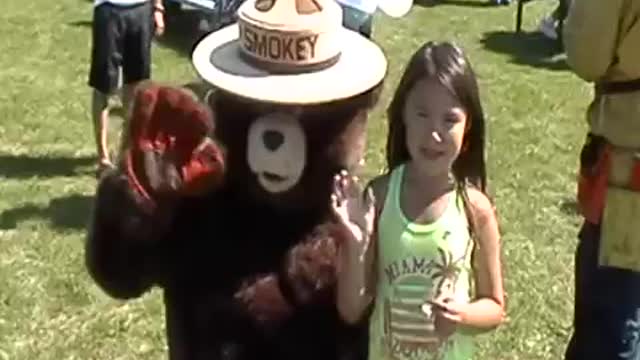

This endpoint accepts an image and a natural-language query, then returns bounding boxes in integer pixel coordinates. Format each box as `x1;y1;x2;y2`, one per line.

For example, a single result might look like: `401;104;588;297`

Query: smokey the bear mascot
85;0;387;359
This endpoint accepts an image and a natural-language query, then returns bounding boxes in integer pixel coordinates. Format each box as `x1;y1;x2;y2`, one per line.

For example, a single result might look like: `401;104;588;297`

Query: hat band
238;18;342;73
238;48;341;74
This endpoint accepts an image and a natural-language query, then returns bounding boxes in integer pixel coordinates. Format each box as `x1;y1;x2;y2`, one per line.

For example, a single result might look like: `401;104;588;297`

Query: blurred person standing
89;0;165;177
563;0;640;358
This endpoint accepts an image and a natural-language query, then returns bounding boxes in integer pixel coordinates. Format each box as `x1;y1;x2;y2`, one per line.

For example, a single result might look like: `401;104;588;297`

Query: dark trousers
554;0;570;21
565;222;640;359
89;2;154;94
554;0;570;46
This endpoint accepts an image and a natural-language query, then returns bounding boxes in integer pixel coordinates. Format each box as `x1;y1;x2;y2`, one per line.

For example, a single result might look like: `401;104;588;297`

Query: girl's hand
154;9;165;36
330;170;375;257
423;297;467;338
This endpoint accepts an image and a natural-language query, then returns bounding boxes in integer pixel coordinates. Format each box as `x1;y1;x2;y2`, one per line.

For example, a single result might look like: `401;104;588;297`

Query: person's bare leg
92;89;112;167
122;82;136;118
116;81;142;156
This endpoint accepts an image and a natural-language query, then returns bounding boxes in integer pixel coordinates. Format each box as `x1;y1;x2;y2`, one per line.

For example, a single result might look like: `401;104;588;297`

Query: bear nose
263;130;284;151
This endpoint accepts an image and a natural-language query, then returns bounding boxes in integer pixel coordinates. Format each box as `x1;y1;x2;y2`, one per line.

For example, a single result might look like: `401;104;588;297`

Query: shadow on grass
67;20;92;27
480;30;569;71
415;0;495;8
0;155;94;179
0;194;94;231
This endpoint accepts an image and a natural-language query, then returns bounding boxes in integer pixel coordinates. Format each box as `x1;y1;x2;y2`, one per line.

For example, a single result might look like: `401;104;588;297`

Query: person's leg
108;2;153;163
538;17;558;39
564;222;600;359
122;2;154;117
556;0;570;48
565;222;640;359
88;3;123;171
558;0;570;21
91;90;111;167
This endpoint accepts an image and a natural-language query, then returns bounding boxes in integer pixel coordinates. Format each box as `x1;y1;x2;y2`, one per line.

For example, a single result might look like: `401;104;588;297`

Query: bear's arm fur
86;169;173;300
280;221;347;306
234;221;347;326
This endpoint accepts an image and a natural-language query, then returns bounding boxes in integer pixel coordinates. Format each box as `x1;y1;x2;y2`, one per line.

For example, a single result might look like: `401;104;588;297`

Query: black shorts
89;2;154;94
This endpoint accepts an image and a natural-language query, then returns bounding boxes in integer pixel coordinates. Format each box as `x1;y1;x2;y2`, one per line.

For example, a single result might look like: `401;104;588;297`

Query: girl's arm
461;189;506;329
336;229;376;324
336;176;387;325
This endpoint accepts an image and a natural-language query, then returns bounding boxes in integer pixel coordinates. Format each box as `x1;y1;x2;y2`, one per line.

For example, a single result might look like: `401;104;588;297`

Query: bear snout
263;130;285;151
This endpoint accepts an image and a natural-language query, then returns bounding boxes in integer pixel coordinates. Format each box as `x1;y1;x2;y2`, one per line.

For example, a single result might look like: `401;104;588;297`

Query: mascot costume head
189;0;387;209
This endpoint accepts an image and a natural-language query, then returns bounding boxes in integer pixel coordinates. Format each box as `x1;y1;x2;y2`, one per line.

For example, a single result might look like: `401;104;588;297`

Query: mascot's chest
174;193;324;279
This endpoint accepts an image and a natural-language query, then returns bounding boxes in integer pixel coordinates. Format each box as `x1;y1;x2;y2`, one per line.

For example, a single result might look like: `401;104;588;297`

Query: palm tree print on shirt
430;232;466;300
380;231;467;360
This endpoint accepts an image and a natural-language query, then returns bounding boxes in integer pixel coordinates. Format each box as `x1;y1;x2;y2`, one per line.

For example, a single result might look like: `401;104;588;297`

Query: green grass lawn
0;0;592;359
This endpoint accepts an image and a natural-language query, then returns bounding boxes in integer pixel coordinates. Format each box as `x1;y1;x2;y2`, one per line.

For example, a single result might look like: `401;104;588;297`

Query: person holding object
334;41;505;360
562;0;640;359
89;0;165;177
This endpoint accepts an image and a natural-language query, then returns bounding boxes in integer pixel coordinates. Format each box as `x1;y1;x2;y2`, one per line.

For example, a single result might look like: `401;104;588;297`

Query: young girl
333;41;505;360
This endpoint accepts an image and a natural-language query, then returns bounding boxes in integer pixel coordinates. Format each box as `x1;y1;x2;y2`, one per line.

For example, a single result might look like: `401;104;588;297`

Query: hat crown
237;0;343;73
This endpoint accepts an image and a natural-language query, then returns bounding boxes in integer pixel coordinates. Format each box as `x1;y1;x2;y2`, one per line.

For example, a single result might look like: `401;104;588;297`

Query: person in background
337;0;413;38
89;0;165;177
562;0;640;358
538;0;571;42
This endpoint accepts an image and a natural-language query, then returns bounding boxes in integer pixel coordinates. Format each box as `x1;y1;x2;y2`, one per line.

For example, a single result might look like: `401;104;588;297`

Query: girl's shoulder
463;186;499;245
464;186;496;222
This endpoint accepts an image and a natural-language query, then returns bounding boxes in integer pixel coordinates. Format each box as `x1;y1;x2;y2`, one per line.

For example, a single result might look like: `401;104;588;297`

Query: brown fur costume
86;80;382;360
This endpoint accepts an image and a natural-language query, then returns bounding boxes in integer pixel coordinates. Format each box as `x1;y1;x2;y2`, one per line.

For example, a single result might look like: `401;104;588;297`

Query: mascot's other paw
284;227;339;305
234;274;293;326
124;82;226;210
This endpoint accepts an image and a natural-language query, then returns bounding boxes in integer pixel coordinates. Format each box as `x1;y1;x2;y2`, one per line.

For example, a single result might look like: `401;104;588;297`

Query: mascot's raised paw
123;83;226;210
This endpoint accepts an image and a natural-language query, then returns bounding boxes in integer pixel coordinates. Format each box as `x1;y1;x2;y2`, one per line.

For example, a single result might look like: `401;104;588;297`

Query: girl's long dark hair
386;41;489;237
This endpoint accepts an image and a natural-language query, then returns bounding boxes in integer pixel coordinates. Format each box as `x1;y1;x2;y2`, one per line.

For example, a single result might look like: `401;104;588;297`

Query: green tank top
368;164;475;360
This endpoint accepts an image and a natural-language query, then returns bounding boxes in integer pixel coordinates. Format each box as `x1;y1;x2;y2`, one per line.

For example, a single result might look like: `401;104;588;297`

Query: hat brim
191;24;387;105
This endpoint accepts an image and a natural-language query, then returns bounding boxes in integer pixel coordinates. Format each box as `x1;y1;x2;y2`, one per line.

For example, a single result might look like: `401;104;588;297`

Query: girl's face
403;78;468;176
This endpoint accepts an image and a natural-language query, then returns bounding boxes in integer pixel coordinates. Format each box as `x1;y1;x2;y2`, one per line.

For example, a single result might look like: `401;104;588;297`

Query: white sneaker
538;16;558;40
